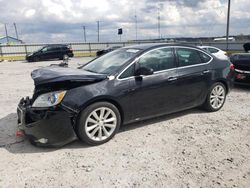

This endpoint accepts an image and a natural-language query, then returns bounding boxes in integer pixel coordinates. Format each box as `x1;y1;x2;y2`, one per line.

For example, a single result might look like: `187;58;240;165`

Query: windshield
35;46;45;52
82;48;141;74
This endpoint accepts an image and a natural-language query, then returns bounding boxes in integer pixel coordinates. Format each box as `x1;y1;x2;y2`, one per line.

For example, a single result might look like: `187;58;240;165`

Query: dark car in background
230;53;250;85
96;46;121;57
230;43;250;85
17;43;234;147
26;44;74;62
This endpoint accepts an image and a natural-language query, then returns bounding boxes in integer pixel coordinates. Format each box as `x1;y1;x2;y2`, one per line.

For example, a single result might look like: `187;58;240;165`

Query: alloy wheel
210;85;226;109
85;107;117;141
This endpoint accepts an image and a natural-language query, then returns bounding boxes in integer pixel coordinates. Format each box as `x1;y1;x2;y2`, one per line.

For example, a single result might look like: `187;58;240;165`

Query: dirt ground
0;58;249;188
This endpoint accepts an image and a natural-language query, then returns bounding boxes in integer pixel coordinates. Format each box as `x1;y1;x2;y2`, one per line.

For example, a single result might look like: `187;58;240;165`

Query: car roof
198;46;221;50
197;46;218;49
123;43;200;51
45;44;68;47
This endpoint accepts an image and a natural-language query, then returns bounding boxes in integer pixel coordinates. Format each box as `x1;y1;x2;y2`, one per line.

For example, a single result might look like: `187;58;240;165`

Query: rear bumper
234;69;250;85
68;52;74;57
17;97;77;147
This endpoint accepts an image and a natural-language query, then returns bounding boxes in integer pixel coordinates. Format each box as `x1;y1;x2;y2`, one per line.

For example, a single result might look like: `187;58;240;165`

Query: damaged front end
17;95;78;147
17;66;107;147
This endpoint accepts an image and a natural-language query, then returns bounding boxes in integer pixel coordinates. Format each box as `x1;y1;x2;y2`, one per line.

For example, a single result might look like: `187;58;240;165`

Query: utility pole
157;6;161;39
226;0;231;51
135;11;138;41
13;23;19;40
4;23;9;43
97;21;100;42
82;26;86;42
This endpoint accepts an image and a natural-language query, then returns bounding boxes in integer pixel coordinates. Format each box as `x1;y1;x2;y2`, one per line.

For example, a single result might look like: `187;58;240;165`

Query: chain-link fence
0;41;246;61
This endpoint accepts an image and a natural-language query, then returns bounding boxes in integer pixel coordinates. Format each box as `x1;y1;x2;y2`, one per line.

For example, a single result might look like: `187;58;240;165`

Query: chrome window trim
117;46;213;81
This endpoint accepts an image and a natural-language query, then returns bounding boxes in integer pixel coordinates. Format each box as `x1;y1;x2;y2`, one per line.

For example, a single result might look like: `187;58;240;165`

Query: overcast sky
0;0;249;43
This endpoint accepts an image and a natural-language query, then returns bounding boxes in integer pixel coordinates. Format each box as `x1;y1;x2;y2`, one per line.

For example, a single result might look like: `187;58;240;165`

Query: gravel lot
0;58;249;188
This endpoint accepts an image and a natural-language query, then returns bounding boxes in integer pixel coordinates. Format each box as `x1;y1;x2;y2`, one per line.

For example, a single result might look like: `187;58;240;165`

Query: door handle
202;70;210;74
124;88;136;94
167;77;178;81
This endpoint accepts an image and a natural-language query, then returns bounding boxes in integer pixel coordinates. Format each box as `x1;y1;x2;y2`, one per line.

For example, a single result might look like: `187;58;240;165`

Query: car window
61;46;68;50
138;48;175;72
41;47;47;52
119;64;135;79
46;47;55;51
208;47;219;53
199;51;212;63
176;48;203;67
82;48;141;74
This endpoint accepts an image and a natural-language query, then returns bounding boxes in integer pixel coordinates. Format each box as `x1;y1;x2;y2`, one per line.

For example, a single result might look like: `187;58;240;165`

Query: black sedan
17;44;234;147
96;46;121;57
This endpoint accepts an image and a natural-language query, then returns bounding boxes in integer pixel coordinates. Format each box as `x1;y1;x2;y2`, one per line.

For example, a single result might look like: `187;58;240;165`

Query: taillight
230;64;235;71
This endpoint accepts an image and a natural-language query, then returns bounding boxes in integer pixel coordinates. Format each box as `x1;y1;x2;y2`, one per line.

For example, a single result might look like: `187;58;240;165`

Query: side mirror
135;67;154;76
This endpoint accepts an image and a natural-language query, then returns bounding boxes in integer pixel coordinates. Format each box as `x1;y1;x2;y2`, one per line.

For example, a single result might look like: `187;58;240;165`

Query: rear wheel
76;102;121;145
60;54;69;60
203;82;226;112
63;54;69;60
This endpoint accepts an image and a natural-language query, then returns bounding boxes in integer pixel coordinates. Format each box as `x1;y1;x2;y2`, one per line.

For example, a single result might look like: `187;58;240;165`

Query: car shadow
120;108;205;133
0;108;206;154
233;84;250;91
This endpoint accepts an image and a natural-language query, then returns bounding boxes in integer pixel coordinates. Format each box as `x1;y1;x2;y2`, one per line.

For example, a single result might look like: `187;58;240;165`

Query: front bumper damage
17;97;77;147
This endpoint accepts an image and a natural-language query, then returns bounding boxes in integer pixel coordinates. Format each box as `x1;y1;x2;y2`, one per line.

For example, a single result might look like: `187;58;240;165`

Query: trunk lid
231;54;250;71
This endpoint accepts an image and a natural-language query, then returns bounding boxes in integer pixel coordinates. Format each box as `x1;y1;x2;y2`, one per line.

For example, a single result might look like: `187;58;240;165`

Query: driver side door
126;47;179;120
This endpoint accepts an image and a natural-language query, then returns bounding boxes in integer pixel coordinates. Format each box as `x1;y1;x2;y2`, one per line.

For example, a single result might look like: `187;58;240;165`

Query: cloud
0;0;249;43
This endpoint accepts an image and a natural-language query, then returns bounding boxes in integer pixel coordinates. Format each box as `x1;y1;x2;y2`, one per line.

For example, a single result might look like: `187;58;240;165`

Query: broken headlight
32;91;66;108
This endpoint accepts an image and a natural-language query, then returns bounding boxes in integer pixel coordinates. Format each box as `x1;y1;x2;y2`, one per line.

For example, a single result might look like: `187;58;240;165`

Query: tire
76;102;121;146
203;82;227;112
60;54;69;60
63;54;69;60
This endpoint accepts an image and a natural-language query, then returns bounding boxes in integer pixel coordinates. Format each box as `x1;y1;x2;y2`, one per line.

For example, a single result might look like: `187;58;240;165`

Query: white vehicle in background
198;46;229;60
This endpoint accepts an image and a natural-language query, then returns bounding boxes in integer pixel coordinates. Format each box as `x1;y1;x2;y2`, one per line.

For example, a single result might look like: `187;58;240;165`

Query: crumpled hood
31;66;107;86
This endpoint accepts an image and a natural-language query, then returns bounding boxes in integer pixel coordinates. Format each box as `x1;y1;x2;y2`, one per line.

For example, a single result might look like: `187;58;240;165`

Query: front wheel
33;56;40;62
76;102;121;146
203;82;227;112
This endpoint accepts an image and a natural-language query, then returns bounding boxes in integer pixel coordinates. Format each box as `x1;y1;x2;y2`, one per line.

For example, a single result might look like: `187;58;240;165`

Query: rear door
61;46;68;56
40;46;57;60
51;46;62;59
175;47;213;109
